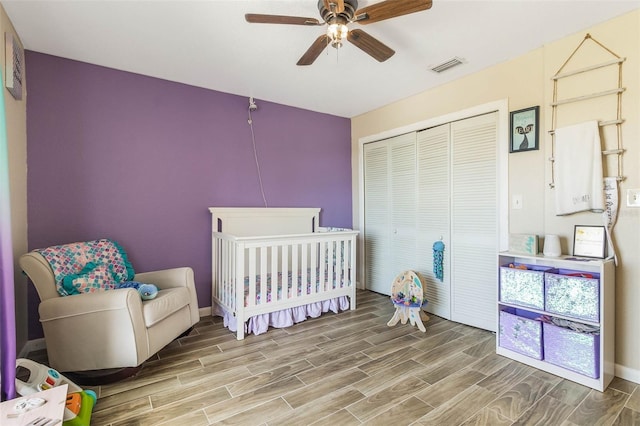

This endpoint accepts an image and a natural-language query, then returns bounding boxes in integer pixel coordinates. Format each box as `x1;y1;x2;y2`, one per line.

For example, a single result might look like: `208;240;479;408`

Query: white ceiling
2;0;639;118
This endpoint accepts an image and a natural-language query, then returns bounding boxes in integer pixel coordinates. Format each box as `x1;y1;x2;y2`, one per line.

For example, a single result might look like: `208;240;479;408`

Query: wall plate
626;189;640;207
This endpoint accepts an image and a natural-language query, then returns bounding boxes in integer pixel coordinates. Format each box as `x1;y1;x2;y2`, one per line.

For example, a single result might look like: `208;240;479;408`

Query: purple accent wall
25;52;352;339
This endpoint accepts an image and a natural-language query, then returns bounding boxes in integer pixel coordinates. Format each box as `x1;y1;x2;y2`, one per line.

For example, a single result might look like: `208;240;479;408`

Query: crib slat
291;243;299;298
310;242;317;295
301;243;308;296
334;239;342;290
248;247;256;308
230;239;236;310
260;246;268;306
220;237;225;307
327;240;334;292
221;238;228;308
228;238;234;309
236;241;246;340
319;240;326;293
271;244;279;302
215;235;234;311
281;244;290;300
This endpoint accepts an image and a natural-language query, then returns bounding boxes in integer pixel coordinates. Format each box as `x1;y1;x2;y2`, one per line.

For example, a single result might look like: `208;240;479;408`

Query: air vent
429;56;465;73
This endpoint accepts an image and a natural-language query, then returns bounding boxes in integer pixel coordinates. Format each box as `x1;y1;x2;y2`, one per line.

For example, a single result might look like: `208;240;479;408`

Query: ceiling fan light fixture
327;23;348;48
247;0;432;66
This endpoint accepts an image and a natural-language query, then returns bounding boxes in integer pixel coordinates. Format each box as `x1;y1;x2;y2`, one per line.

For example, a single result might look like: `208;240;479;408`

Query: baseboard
199;306;212;317
19;338;46;358
615;363;640;385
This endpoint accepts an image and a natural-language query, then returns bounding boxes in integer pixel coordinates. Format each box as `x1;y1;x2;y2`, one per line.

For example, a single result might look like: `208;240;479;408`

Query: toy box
545;269;600;322
543;322;600;378
500;264;556;310
499;308;543;360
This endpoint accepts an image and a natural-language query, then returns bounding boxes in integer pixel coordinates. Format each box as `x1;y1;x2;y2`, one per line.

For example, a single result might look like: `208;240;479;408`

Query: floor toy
15;358;96;426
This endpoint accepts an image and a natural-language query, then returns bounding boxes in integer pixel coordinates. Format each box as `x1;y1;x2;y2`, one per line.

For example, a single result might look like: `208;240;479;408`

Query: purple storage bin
499;308;543;360
544;269;600;322
500;264;557;310
543;322;600;378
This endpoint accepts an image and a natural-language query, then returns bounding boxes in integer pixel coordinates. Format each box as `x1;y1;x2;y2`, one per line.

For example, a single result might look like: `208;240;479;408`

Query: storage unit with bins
497;252;615;391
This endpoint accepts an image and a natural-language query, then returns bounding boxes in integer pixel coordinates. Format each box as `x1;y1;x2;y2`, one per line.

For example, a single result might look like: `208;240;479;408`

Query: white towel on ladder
554;120;604;215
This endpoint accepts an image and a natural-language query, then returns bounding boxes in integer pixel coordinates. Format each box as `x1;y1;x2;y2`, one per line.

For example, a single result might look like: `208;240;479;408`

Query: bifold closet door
363;132;416;295
416;124;451;319
363;111;499;331
450;112;498;331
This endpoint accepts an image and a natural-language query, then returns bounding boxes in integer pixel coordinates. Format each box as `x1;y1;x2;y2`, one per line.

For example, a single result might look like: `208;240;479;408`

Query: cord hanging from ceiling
247;97;268;207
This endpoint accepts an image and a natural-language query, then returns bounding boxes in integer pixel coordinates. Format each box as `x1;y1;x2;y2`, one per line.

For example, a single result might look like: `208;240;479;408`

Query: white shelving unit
497;252;615;391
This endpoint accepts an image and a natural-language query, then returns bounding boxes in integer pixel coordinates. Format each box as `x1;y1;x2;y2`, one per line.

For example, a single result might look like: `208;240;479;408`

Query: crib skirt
216;296;350;336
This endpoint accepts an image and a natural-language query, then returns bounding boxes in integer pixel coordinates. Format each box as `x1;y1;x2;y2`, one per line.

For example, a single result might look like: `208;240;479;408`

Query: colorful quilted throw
433;241;445;282
36;239;135;296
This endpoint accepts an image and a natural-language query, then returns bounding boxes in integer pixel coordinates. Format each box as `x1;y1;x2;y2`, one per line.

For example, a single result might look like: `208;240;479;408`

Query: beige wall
352;10;640;381
1;4;28;351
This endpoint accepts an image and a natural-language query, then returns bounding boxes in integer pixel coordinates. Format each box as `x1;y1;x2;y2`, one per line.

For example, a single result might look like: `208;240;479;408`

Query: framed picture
4;32;23;100
510;106;539;153
573;225;606;258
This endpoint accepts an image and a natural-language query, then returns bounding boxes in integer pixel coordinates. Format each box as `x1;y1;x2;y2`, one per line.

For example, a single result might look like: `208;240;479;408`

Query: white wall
352;10;640;382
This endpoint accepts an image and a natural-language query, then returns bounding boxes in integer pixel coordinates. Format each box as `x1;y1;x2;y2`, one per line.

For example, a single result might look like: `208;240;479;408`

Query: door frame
358;99;510;293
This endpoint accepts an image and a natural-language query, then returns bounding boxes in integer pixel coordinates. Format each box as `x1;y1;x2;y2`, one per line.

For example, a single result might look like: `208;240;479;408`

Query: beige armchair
20;242;199;374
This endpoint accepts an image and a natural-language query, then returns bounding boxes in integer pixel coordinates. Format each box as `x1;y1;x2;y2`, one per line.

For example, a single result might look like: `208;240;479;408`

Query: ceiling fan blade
323;0;345;14
347;29;395;62
297;35;330;66
354;0;432;24
245;14;321;26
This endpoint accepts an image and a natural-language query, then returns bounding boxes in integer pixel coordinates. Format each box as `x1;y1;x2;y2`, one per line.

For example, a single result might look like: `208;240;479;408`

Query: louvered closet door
364;140;391;295
363;133;416;295
450;112;498;331
416;124;451;319
389;133;417;290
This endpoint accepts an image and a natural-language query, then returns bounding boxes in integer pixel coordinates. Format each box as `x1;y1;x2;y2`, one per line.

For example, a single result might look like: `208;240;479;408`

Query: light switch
512;194;523;210
626;189;640;207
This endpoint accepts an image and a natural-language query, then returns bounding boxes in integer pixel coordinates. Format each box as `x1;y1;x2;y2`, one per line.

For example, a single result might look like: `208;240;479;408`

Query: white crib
210;207;358;340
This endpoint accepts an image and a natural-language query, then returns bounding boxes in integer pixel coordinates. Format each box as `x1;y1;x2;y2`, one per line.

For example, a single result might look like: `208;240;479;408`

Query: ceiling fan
245;0;433;65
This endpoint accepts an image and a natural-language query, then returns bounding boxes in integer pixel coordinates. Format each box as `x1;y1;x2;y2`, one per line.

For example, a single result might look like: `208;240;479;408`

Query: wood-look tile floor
26;290;640;425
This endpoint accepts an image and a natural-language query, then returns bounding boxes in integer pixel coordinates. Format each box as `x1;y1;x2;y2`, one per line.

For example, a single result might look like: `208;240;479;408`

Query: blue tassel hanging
433;241;445;281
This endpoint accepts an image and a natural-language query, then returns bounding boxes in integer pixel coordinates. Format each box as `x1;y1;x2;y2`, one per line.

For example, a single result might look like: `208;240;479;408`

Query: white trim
357;99;510;290
496;101;510;252
615;363;640;385
357;131;366;297
358;100;508;145
199;306;212;318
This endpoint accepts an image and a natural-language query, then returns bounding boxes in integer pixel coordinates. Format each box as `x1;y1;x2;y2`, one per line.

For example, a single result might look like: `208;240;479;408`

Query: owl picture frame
510;106;539;153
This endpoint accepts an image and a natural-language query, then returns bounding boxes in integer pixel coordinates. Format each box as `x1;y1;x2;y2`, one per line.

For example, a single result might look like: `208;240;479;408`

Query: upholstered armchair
19;239;199;374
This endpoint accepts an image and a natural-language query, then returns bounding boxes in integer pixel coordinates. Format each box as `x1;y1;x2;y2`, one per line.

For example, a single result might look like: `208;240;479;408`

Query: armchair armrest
39;288;143;320
134;267;199;325
134;267;194;290
38;289;149;372
19;252;60;301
